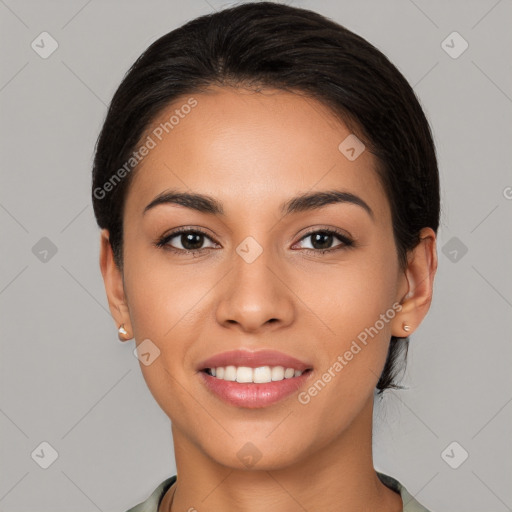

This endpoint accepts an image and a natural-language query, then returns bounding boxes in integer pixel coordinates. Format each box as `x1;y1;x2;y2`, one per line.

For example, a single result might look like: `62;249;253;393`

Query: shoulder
126;473;433;512
376;472;433;512
125;475;177;512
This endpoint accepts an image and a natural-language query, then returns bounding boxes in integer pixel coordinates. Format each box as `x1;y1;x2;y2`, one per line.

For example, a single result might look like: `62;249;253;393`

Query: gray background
1;0;511;511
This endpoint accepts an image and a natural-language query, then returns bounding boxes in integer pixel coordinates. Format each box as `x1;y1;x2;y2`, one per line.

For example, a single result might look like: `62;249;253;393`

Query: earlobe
99;229;133;340
117;323;132;342
391;227;438;337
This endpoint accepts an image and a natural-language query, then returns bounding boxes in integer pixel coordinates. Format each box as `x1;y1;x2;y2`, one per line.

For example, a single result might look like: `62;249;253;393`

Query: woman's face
111;86;413;468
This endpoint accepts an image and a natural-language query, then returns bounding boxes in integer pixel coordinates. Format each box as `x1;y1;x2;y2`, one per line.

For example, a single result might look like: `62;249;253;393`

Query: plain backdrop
1;1;511;511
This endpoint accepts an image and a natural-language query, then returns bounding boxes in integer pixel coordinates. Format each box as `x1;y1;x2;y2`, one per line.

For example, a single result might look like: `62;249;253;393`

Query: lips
196;349;313;372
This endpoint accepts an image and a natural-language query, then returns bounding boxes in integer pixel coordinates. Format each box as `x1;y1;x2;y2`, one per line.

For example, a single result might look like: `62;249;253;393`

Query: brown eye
156;228;218;254
176;232;206;251
294;229;354;254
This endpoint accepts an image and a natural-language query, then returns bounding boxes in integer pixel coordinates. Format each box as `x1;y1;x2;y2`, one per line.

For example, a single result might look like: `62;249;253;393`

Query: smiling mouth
201;366;313;384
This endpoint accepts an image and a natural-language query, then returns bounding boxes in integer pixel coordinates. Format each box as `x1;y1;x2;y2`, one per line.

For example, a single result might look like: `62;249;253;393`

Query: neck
165;395;402;512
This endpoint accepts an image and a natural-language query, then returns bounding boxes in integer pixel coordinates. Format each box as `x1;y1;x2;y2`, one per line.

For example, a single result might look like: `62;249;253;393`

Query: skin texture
99;86;437;512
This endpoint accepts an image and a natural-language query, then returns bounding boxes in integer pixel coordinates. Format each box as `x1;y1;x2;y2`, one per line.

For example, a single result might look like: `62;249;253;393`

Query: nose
215;244;295;333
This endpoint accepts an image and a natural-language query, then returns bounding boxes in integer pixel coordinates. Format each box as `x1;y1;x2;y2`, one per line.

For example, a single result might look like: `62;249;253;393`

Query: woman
92;2;439;511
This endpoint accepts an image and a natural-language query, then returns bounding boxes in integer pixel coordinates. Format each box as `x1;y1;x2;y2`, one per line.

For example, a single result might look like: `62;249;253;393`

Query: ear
99;229;132;341
391;227;438;337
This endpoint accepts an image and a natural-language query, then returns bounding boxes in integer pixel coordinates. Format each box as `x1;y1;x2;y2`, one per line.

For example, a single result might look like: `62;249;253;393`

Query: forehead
125;86;390;222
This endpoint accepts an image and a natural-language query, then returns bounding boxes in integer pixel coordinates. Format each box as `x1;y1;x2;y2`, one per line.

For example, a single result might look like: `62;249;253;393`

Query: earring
402;322;411;333
118;324;129;341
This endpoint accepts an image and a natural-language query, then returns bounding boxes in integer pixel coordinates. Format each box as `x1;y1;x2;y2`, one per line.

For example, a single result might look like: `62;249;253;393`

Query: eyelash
154;227;355;256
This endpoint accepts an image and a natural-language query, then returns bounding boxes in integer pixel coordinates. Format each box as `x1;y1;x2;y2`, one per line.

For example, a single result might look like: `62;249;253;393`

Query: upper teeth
208;366;304;383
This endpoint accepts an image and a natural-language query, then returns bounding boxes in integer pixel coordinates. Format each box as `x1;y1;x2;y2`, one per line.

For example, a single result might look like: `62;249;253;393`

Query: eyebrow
143;189;374;220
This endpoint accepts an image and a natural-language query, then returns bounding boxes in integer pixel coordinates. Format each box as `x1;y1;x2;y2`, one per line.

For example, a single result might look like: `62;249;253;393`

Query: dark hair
92;1;440;393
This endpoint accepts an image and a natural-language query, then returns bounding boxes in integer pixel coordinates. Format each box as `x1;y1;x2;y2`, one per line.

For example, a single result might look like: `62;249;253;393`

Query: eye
293;228;354;254
155;228;219;255
155;227;354;256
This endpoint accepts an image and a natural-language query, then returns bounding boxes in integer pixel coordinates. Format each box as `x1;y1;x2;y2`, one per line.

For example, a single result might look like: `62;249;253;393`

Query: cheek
306;249;398;342
295;263;398;442
122;241;202;337
302;244;400;402
121;249;207;420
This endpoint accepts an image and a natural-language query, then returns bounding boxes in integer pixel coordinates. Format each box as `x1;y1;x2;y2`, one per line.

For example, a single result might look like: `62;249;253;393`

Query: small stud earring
402;323;411;332
118;324;129;340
